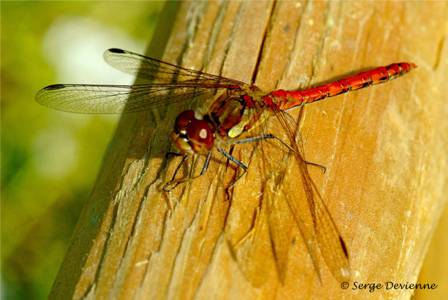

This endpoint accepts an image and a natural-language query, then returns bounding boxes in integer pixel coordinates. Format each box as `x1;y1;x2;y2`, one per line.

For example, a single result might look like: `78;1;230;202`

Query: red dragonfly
36;48;416;283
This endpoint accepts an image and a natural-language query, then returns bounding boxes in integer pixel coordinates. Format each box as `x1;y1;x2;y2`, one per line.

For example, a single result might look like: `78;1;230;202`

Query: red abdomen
270;62;416;110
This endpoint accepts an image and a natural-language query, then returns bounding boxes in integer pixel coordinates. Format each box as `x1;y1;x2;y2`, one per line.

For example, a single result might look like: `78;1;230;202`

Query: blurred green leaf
1;2;164;299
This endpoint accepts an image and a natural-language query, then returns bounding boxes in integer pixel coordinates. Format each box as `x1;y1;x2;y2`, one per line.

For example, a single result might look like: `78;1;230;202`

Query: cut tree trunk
50;2;448;299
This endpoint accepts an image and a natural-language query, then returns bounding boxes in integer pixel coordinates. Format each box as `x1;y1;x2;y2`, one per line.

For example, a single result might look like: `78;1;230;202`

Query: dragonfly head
171;110;215;155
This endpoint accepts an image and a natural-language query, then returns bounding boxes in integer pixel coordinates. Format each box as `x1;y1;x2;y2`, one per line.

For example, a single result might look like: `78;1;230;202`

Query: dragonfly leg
162;152;212;191
304;161;326;174
165;151;183;159
195;151;211;177
185;151;212;179
230;134;326;173
163;154;188;191
217;147;248;187
230;133;281;145
217;147;248;171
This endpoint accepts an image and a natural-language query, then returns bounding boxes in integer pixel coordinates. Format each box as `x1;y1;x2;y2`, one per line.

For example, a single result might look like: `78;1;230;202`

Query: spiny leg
229;134;326;173
163;154;188;191
217;147;248;188
197;151;212;177
165;151;183;159
162;152;212;191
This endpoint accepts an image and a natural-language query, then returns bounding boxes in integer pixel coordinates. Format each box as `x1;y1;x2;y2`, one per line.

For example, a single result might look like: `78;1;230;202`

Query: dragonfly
36;48;416;283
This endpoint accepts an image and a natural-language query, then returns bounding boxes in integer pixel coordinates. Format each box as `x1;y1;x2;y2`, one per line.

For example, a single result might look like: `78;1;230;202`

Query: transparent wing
37;48;249;114
104;48;246;86
273;108;350;282
36;83;223;114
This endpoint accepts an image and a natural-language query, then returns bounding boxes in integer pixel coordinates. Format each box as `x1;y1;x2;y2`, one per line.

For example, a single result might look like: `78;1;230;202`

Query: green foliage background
1;2;164;299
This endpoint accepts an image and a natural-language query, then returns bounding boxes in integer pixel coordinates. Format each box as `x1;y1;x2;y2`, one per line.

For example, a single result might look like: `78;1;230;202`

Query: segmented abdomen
270;62;416;110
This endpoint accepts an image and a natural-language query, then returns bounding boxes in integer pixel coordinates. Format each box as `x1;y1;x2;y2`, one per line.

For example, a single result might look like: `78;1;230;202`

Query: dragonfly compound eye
171;110;214;155
186;119;214;154
174;110;195;133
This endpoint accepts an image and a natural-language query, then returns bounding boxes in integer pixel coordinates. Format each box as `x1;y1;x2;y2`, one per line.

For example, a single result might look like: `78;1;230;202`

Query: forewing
104;48;247;87
273;108;350;282
229;204;275;287
266;189;296;283
35;83;218;114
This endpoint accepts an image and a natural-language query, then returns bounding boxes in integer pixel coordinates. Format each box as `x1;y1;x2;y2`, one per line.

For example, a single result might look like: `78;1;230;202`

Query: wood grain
49;2;447;299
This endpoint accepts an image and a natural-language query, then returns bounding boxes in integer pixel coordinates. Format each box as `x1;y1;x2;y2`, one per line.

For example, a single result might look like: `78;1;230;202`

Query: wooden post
50;2;447;299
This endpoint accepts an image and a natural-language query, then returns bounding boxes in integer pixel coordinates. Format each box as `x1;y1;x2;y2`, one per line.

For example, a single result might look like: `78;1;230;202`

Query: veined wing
104;48;247;87
37;48;248;114
36;83;230;114
273;108;350;282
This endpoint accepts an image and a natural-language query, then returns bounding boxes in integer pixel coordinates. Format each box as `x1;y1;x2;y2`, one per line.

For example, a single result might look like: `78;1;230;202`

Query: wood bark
50;2;448;299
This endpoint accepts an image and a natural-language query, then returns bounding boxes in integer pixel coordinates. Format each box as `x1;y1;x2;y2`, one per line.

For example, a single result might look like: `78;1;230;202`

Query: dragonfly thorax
171;110;215;155
209;93;261;139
